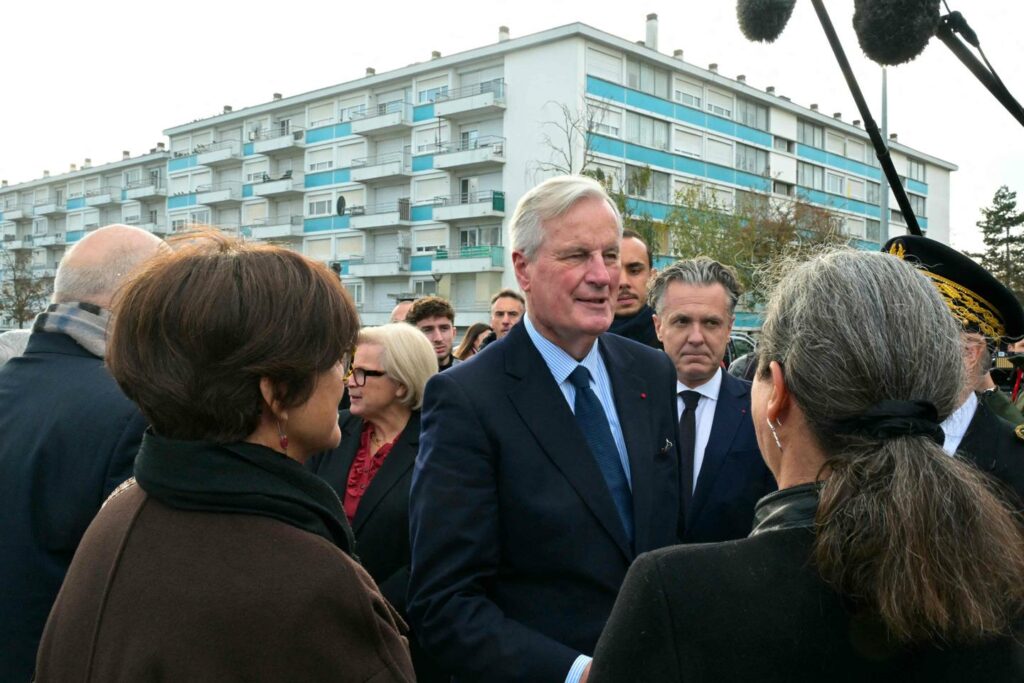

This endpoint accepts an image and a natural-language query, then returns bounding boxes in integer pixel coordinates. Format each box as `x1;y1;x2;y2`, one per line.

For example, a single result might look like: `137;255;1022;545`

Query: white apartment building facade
0;150;169;325
2;19;955;328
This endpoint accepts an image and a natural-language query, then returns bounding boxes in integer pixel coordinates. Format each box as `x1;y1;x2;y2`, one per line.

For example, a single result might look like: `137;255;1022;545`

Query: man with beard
608;230;660;349
406;296;461;372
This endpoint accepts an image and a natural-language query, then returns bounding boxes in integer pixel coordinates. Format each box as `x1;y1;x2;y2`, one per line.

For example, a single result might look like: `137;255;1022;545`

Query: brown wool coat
35;482;415;683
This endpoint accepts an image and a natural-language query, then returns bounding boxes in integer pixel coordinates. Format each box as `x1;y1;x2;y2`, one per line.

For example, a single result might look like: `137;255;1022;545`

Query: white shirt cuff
565;654;592;683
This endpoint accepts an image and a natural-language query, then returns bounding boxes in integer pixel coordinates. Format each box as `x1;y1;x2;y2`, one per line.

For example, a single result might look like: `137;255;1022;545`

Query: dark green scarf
134;431;356;555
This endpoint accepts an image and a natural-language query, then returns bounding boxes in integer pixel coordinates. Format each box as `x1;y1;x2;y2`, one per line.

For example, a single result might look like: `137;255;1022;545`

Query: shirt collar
676;366;723;400
941;392;978;442
524;313;603;385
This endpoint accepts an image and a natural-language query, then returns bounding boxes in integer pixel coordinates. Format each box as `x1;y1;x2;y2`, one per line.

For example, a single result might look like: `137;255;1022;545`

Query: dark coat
682;372;776;543
408;322;681;682
35;481;415;683
590;525;1024;682
958;398;1024;505
307;411;447;683
0;332;147;683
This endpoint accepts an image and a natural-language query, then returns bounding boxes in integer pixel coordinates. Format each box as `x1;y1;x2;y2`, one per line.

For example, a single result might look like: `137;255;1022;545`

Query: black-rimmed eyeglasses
345;367;387;387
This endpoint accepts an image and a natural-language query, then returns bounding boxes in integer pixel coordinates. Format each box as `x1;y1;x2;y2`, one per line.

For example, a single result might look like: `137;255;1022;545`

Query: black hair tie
832;400;944;446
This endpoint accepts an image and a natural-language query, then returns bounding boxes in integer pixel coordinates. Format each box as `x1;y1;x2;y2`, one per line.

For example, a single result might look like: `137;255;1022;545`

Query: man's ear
512;250;531;293
652;313;664;343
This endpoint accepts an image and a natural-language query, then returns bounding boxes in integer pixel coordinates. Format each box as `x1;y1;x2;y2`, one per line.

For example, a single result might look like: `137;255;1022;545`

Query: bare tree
0;247;50;328
535;100;605;176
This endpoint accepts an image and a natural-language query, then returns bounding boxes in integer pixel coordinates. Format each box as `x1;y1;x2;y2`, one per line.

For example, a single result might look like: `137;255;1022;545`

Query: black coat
0;332;147;682
408;323;681;682
958;398;1024;505
307;410;445;682
591;486;1024;682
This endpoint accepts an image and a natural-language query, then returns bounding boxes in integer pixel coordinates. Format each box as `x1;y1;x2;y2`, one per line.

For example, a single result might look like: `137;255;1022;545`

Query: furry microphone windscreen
737;0;798;43
853;0;942;65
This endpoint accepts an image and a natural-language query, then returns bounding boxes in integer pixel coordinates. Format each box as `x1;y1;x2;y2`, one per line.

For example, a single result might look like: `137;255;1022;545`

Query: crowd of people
0;174;1022;682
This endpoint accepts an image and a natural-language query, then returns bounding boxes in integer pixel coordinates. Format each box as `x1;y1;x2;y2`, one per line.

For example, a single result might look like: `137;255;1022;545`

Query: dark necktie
568;365;634;547
678;390;702;512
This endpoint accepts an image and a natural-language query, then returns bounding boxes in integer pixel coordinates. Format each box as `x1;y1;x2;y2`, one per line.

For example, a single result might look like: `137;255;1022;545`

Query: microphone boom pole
809;0;922;236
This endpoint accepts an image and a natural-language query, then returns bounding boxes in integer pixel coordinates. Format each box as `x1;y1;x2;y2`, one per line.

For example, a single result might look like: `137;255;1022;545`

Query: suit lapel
352;412;419;533
687;373;746;529
311;413;362;501
505;325;633;561
601;336;657;554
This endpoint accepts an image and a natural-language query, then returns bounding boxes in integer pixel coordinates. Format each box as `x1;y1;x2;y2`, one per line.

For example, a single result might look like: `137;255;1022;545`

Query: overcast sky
3;0;1021;251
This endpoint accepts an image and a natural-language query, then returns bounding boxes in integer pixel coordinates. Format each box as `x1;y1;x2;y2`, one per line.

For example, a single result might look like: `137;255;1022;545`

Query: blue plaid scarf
32;302;110;358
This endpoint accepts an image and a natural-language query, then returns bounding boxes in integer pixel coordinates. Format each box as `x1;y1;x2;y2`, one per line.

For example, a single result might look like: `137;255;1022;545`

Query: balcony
2;205;31;221
246;215;304;241
32;266;57;278
124;178;167;201
125;218;168;235
195;140;243;167
34;233;64;247
2;236;33;250
347;249;411;278
432;245;505;275
350;102;413;136
251;127;306;157
85;187;121;208
351;151;411;183
434;80;507;120
349;199;412;230
431;190;506;223
433;136;506;171
33;200;66;216
196;181;243;206
252;171;304;198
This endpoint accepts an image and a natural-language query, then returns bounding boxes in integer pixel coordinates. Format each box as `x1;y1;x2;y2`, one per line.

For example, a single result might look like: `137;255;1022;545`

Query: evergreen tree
977;185;1024;302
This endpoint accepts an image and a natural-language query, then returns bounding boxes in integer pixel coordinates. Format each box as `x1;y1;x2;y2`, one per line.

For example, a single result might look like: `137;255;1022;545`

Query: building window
706;89;733;118
797;120;824;149
307;148;334;172
591;106;622;137
798;162;825;190
674;127;702;158
866;219;881;242
673;78;702;109
773;137;795;153
891;209;906;225
826;132;845;155
735;144;769;176
826;172;845;195
908;193;927;217
625;112;670;151
418;86;449;103
626;166;670;203
735;98;768;131
736;190;769;212
866;181;881;204
773;181;795;196
626;59;670;98
847;178;865;200
307;194;333;217
907;158;926;182
414;279;437;296
346;282;364;305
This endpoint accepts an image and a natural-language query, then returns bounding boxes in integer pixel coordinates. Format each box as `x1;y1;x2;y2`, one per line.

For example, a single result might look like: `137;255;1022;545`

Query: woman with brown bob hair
35;234;414;682
590;250;1024;681
453;322;492;361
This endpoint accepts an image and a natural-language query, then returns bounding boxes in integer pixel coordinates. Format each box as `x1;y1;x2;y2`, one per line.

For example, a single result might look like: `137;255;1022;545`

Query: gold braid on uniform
887;242;1005;339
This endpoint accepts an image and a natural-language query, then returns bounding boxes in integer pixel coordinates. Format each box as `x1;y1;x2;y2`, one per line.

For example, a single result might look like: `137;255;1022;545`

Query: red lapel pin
640;392;647;399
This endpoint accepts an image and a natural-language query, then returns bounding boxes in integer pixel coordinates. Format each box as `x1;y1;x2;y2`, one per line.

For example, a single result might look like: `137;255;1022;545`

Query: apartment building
0;149;170;324
3;18;955;327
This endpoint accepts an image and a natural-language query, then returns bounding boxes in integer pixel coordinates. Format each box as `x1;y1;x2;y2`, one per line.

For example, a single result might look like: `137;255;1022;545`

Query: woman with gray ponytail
590;250;1024;682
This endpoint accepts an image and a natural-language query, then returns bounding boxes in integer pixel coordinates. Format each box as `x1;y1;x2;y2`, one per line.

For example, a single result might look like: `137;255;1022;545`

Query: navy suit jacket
0;332;147;682
408;322;681;683
682;371;776;544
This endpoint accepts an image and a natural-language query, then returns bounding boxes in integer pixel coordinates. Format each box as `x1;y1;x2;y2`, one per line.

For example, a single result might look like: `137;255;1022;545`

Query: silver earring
767;418;782;450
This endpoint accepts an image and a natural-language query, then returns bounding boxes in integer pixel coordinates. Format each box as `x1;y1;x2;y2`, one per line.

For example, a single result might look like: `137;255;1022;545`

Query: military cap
883;235;1024;341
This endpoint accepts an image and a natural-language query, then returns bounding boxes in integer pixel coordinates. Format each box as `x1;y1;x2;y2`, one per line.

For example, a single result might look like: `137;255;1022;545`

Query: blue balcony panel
66;230;84;243
304;168;352;188
66;197;86;210
412;155;434;172
797;188;881;219
167;193;198;210
168;156;197;173
303;215;350;232
305;122;353;144
907;178;928;195
244;143;255;156
411;255;432;272
413;104;435;122
735;311;763;329
850;238;881;251
796;144;881;181
410;204;433;222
